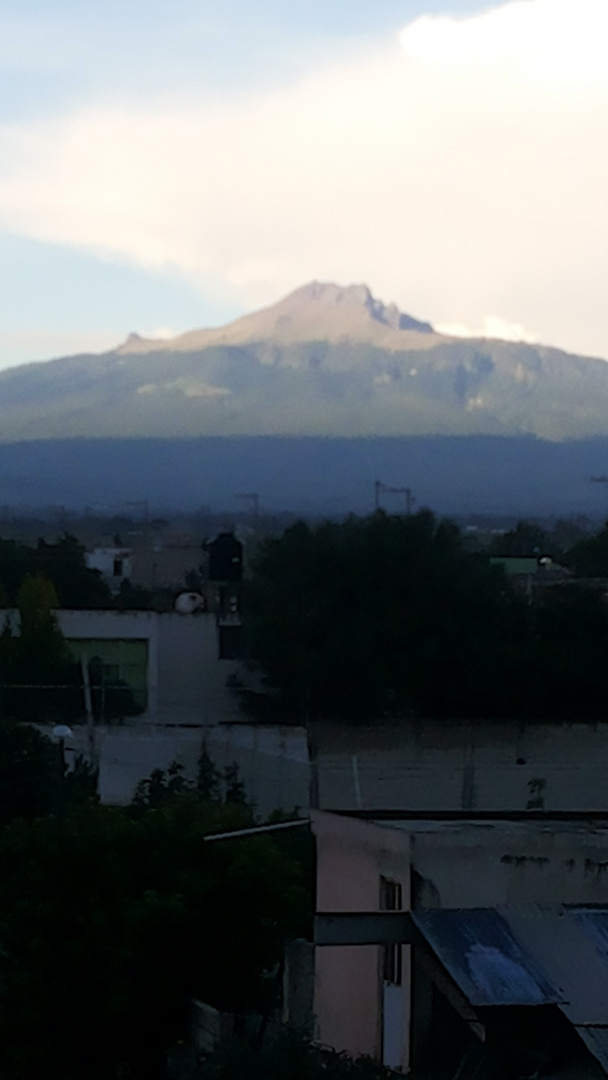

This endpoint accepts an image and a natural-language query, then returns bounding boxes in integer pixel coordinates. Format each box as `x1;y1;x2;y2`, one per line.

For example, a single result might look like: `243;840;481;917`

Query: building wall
312;812;411;1068
56;609;241;726
406;820;608;909
311;812;608;1066
55;722;309;816
315;718;608;813
85;547;133;588
155;613;241;725
1;607;244;725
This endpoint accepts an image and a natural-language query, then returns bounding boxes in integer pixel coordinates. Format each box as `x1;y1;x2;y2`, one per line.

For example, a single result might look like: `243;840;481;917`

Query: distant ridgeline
0;436;607;515
2;282;608;512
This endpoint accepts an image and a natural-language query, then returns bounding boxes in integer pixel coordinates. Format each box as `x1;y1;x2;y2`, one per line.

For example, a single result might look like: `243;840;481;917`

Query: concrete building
61;608;244;726
85;546;133;592
1;607;243;726
310;810;608;1076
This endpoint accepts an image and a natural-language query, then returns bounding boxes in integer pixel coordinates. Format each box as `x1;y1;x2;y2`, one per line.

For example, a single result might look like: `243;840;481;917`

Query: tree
31;533;112;608
244;511;608;722
0;533;112;609
0;796;310;1080
0;575;82;722
0;719;66;824
198;1032;408;1080
563;519;608;577
487;520;553;558
245;511;526;721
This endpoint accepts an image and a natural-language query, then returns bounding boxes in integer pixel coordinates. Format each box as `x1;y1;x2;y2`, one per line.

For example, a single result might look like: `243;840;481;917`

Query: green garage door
68;638;148;719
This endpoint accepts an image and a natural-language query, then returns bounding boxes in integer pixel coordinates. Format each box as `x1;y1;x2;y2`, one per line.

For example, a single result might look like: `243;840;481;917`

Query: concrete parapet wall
315;718;608;813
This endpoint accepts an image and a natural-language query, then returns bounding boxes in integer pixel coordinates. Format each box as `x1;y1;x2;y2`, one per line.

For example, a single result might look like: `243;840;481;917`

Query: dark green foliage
198;1033;408;1080
133;758;250;810
31;534;111;608
0;716;96;826
487;520;553;558
245;511;608;721
116;577;154;610
522;588;608;720
0;533;111;609
246;511;525;720
564;519;608;576
198;743;221;801
0;719;64;824
0;798;309;1080
0;575;82;722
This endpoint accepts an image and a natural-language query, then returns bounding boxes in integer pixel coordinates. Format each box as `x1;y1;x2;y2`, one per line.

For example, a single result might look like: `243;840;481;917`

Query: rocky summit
1;282;608;442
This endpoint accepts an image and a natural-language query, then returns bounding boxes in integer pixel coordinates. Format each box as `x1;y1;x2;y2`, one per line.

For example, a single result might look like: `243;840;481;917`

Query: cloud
1;0;608;358
436;317;540;345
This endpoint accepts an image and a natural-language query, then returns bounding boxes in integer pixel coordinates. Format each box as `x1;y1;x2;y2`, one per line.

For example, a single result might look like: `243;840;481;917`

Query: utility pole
374;480;413;515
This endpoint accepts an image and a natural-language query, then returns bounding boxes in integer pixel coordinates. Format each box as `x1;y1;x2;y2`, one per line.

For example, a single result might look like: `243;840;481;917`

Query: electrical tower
374;480;414;515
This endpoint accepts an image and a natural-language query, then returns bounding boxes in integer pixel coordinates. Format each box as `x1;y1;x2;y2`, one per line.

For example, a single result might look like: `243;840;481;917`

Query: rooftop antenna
374;480;414;515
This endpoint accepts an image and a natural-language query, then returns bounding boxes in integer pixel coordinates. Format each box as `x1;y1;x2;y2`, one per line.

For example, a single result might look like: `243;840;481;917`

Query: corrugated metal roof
577;1028;608;1075
506;908;608;1027
411;908;560;1007
572;909;608;965
410;906;608;1076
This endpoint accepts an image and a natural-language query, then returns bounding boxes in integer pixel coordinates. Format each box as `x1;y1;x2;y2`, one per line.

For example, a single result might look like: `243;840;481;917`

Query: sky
1;0;607;370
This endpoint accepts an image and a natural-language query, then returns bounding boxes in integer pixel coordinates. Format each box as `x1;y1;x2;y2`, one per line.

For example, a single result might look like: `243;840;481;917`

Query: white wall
315;718;608;813
57;722;309;817
85;547;133;586
404;819;608;908
1;607;245;725
43;609;242;726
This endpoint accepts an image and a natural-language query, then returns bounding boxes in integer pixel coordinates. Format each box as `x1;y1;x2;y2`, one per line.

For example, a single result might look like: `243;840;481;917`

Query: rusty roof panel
411;908;559;1007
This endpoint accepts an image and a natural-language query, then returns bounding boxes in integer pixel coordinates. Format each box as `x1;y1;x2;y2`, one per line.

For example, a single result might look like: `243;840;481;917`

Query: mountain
2;281;608;442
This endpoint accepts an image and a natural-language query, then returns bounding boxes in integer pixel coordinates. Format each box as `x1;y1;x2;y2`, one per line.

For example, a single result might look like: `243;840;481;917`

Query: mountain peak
264;280;434;335
117;281;436;354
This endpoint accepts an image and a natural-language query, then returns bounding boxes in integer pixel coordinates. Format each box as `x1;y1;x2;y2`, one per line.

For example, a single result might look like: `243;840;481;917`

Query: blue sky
1;0;608;368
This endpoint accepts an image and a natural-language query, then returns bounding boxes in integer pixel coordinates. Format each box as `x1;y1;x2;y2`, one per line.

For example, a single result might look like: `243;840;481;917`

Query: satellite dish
52;724;74;740
174;592;206;615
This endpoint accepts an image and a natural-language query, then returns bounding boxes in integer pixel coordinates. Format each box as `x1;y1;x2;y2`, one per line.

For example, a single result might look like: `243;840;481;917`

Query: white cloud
436;317;540;344
0;0;608;357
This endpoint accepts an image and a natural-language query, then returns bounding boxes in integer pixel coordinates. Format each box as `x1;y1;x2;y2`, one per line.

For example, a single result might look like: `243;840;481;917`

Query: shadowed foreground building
307;811;608;1078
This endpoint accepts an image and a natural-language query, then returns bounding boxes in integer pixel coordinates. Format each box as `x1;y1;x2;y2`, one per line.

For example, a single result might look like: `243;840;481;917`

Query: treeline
0;575;142;723
245;511;608;722
0;533;111;608
0;727;312;1080
0;532;157;611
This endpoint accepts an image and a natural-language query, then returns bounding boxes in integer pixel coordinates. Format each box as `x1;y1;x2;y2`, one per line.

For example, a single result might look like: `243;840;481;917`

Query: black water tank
205;532;243;581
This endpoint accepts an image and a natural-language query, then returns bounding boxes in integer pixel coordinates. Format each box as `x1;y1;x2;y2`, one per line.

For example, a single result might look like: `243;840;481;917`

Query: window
380;876;403;985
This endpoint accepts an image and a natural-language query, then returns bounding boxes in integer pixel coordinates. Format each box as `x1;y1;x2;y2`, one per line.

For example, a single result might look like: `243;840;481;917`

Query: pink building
312;811;411;1071
310;809;608;1077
